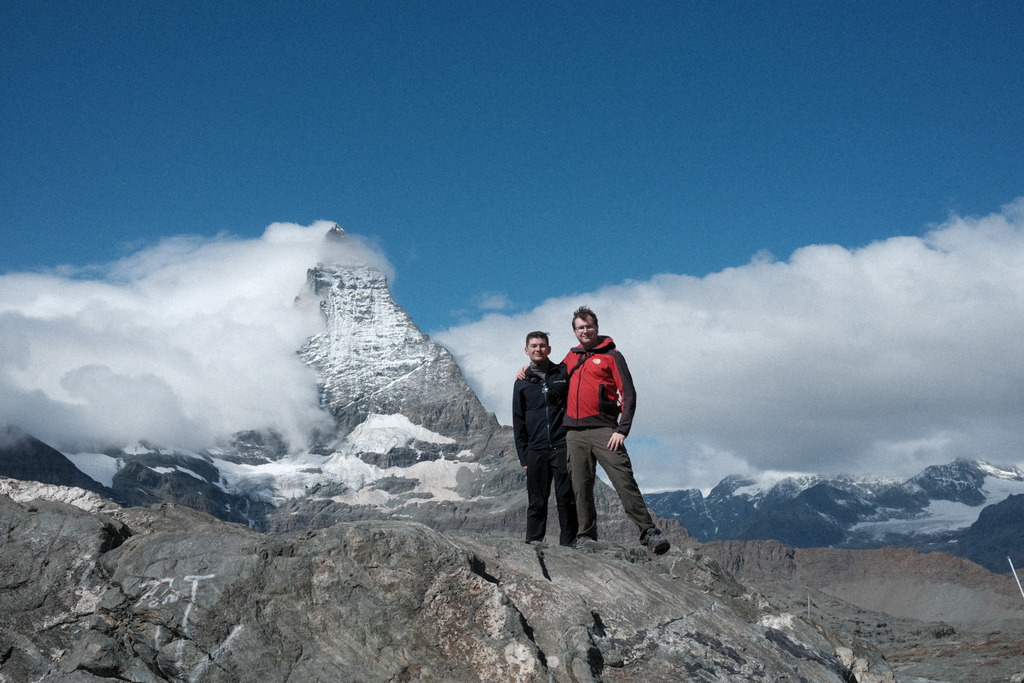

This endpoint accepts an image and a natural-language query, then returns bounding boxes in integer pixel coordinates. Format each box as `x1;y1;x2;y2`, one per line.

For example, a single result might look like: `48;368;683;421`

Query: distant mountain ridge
645;458;1024;573
0;426;115;499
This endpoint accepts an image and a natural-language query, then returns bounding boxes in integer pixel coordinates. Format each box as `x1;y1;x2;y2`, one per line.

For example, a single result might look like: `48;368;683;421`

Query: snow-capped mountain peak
4;240;516;538
299;262;497;445
976;460;1024;480
646;457;1024;572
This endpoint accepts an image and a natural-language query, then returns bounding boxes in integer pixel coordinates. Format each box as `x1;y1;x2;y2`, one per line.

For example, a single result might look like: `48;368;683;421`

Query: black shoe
644;532;670;554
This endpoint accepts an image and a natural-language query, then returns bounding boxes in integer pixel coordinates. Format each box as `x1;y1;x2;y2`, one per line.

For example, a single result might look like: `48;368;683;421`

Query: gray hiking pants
565;427;655;543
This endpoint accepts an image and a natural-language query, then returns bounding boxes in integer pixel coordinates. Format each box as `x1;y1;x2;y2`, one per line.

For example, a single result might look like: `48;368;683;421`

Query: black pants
525;447;578;546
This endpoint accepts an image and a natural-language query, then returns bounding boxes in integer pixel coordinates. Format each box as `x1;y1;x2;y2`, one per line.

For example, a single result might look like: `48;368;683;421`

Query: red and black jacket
562;336;636;436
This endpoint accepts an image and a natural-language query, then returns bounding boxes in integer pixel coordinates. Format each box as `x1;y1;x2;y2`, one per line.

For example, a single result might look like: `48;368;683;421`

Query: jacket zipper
542;378;553;449
569;350;592;423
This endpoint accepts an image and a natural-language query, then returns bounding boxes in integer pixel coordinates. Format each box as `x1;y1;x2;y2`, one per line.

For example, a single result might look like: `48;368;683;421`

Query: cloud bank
0;221;391;452
435;199;1024;492
6;204;1024;494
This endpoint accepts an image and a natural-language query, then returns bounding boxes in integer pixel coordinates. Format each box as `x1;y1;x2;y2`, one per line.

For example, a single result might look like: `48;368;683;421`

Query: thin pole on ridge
1009;557;1024;601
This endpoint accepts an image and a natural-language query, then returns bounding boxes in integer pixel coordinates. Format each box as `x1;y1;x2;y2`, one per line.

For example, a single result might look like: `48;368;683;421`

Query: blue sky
4;1;1023;333
4;2;1024;490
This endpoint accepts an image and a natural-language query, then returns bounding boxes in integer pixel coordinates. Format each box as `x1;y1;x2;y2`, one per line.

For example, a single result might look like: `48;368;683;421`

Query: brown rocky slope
695;538;1024;683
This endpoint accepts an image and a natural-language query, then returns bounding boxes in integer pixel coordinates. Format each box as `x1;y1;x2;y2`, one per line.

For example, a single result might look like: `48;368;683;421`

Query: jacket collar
569;335;615;354
524;359;556;382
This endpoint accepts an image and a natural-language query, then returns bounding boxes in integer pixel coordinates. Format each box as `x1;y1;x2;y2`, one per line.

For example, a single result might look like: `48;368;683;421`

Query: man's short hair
572;306;598;329
525;331;549;346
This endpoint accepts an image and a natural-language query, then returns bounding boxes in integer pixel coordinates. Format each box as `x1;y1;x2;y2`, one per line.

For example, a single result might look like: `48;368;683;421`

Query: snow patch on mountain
337;413;456;455
69;412;483;507
215;447;482;506
395;457;483;501
211;413;472;503
64;409;482;515
851;475;1024;539
64;452;122;488
977;461;1024;480
152;466;206;482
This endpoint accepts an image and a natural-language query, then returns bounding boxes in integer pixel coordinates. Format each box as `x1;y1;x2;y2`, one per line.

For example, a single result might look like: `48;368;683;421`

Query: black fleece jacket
511;360;569;466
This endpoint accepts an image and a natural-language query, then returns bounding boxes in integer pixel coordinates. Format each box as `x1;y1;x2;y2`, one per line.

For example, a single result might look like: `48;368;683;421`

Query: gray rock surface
1;489;887;683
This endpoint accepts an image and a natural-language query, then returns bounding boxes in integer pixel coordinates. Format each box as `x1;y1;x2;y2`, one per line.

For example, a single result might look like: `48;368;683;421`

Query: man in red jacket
563;306;669;554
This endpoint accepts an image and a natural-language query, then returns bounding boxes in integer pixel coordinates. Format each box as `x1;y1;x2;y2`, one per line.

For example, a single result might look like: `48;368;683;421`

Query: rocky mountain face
0;480;894;683
955;493;1024;574
298;257;498;450
645;459;1024;573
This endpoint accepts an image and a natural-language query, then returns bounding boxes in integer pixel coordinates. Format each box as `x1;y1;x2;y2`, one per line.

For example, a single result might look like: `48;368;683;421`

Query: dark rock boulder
0;494;131;680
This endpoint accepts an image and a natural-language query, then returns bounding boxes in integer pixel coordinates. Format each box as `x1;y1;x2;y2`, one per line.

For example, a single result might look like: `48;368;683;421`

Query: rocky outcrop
0;476;119;514
0;486;890;683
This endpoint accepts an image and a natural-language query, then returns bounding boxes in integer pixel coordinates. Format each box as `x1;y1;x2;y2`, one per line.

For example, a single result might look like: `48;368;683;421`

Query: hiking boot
644;532;670;554
570;537;588;551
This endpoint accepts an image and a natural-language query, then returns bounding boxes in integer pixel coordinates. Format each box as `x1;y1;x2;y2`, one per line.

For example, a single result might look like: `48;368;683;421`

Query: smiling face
573;314;599;349
525;336;551;364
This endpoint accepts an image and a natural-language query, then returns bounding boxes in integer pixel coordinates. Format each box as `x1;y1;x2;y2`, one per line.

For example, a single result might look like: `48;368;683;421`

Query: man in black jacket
512;331;578;545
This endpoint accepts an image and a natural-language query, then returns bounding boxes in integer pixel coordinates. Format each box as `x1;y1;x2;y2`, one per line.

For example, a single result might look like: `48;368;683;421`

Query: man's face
573;316;599;348
525;337;551;363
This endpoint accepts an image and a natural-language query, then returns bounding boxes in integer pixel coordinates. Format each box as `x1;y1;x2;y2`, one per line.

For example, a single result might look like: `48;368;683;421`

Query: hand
516;365;528;381
607;432;626;451
523;466;528;470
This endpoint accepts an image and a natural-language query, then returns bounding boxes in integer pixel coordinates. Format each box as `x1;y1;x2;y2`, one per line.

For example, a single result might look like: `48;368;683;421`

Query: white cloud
473;292;512;311
0;221;390;452
435;198;1024;491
